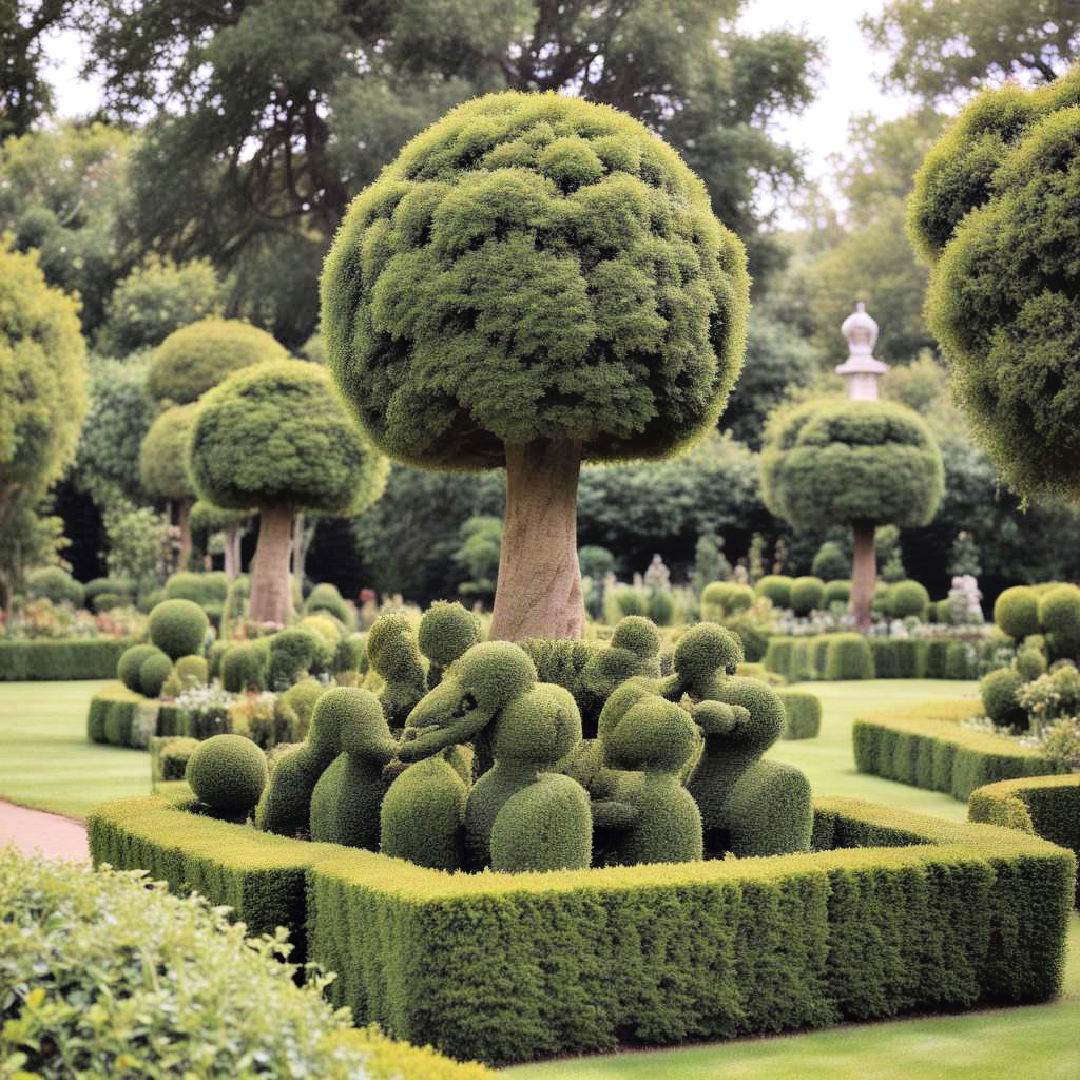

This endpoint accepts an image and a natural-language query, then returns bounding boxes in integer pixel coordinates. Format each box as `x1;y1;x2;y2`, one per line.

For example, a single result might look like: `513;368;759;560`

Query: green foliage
221;642;268;694
981;668;1027;728
454;516;501;604
139;402;198;501
117;643;159;693
812;541;851;581
148;318;287;406
322;91;749;470
887;579;930;619
945;640;980;681
763;636;795;679
1017;646;1048;681
267;628;323;688
995;585;1041;640
578;544;615;581
304;582;355;629
86;685;144;747
790;576;825;617
854;699;1061;800
762;399;944;533
149;598;209;660
0;639;135;682
188;359;387;517
418;600;483;683
779;690;822;739
825;634;874;680
102;499;170;582
366;613;428;729
23;566;83;607
151;736;200;784
646;589;676;626
754;574;792;609
824;580;852;608
166;571;228;611
186;733;268;815
137;649;174;698
381;754;469;871
1039;585;1080;658
700;581;754;620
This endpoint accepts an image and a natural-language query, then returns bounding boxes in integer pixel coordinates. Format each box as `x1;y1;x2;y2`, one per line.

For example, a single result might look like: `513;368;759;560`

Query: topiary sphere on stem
139;402;199;570
187;360;387;626
761;399;943;629
322;91;749;642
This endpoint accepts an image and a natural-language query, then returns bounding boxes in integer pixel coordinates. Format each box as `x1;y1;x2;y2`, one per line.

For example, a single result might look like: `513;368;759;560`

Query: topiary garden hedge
764;634;980;681
0;638;138;681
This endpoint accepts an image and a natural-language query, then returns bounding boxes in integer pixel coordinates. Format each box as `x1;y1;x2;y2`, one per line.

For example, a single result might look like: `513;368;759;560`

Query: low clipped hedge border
86;684;158;748
853;700;1062;801
0;638;137;681
88;793;1073;1066
764;635;979;681
778;689;822;739
969;774;1080;905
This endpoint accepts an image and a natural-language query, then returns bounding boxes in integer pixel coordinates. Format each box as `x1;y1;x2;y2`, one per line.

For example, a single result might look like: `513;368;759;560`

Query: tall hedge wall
0;639;137;681
87;793;1073;1066
853;700;1062;801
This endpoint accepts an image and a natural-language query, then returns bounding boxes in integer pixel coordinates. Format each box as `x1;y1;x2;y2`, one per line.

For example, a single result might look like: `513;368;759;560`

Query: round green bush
701;581;753;620
139;403;198;500
149;599;210;660
92;592;124;613
613;588;647;618
789;576;825;617
823;580;851;608
980;667;1026;728
138;650;174;698
1016;647;1047;681
174;654;209;688
116;644;158;692
136;587;166;614
724;615;769;663
165;571;229;610
304;582;355;629
824;634;873;680
1038;584;1080;637
186;733;268;814
887;580;930;619
754;575;793;610
267;627;323;688
647;590;675;627
84;577;133;605
417;600;483;672
23;566;84;607
811;541;851;581
221;642;268;694
995;586;1041;640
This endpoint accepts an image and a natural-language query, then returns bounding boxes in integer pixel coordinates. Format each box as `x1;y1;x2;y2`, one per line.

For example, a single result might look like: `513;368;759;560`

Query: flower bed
852;700;1062;800
88;791;1074;1066
0;638;138;681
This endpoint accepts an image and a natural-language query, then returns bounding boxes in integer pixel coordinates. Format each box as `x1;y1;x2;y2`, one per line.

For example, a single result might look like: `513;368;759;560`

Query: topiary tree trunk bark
851;522;876;631
248;505;294;625
489;439;584;642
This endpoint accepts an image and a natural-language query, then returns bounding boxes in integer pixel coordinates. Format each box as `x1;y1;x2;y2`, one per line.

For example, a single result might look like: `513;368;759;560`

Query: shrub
332;636;365;675
812;541;851;581
754;575;792;609
647;590;675;626
789;576;825;617
871;639;899;679
84;577;133;606
700;582;754;621
149;598;209;660
221;642;269;693
268;627;323;688
0;639;135;682
174;654;209;688
823;579;851;608
166;571;229;610
779;690;822;739
23;566;83;607
86;686;147;747
117;643;159;692
151;735;200;784
613;587;646;617
790;638;817;682
825;634;873;680
763;635;795;678
887;580;929;619
1038;584;1080;659
187;734;268;814
945;640;979;680
1016;647;1048;681
417;600;483;683
305;582;355;628
92;591;124;613
139;649;174;698
995;585;1041;640
981;668;1026;728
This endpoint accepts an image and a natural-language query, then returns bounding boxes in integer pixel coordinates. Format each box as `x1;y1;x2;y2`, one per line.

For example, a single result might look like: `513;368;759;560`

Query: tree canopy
139;403;197;501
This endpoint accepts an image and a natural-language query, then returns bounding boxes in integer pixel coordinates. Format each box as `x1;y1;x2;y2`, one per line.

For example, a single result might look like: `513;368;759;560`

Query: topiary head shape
336;688;396;761
610;616;661;660
418;600;483;669
602;694;697;774
488;683;581;768
673;622;743;694
321;90;749;471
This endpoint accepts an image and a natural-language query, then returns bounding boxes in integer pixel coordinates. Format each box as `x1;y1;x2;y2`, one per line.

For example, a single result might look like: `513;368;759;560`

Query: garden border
0;638;136;681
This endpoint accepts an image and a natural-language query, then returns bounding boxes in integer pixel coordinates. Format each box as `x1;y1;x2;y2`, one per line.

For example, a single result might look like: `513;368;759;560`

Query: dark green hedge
764;635;976;681
0;638;137;681
853;700;1062;801
969;774;1080;905
779;690;822;739
86;685;156;748
87;793;1073;1066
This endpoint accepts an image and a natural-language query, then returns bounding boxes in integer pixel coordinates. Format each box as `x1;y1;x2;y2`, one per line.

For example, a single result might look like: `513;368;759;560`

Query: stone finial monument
835;301;887;401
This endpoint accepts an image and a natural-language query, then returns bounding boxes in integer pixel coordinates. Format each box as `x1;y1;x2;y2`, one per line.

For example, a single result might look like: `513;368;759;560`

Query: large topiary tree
909;66;1080;501
187;360;386;625
139;403;199;571
322;91;749;641
147;318;288;406
762;399;943;628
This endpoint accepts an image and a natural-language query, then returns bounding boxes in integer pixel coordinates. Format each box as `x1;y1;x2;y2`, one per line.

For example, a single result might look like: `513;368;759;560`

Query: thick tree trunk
224;522;239;581
249;505;295;626
489;439;584;642
176;499;193;573
851;522;876;631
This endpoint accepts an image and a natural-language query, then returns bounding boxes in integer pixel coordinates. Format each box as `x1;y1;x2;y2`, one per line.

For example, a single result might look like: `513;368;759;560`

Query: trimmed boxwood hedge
0;638;137;681
778;690;822;739
969;774;1080;905
853;700;1063;801
87;792;1073;1066
86;684;158;748
764;635;974;681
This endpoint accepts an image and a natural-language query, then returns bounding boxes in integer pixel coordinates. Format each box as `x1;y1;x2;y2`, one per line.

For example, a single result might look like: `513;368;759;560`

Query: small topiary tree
823;580;851;609
811;540;851;581
187;360;387;625
322;91;749;641
995;586;1041;641
981;667;1027;729
149;598;209;660
1038;584;1080;661
753;575;792;610
789;576;825;617
139;403;199;570
762;400;943;628
186;733;268;816
147;318;287;406
138;649;174;698
887;579;930;620
117;643;159;693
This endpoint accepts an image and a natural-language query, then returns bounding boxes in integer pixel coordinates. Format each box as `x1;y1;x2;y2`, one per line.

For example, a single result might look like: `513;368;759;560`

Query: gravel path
0;799;89;861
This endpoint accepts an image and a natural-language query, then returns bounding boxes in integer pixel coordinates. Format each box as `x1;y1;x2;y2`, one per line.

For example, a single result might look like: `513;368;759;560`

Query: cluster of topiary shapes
116;598;210;697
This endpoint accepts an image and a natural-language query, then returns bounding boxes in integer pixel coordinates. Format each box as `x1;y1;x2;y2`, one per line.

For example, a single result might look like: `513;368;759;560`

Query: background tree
189;500;249;581
761;399;944;627
454;517;502;609
322;92;750;640
0;1;71;141
139;403;198;570
187;360;387;624
0;244;86;613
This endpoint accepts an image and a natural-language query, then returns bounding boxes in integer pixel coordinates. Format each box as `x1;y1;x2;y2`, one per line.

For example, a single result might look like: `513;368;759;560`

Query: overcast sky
42;1;913;187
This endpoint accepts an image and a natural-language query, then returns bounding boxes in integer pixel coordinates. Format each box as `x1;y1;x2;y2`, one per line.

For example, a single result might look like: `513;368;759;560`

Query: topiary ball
1038;584;1080;637
823;580;851;608
674;622;743;681
887;580;930;619
138;650;174;698
186;733;268;814
149;599;209;660
994;586;1041;640
117;644;159;693
754;575;793;610
174;654;209;688
221;642;269;694
789;576;825;617
418;600;483;669
610;615;661;658
1015;647;1047;681
980;667;1026;728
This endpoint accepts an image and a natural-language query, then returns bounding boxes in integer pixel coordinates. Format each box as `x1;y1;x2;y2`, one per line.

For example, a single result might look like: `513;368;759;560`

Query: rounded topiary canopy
910;67;1080;500
321;90;749;469
139;403;198;500
147;318;288;406
188;360;387;516
761;399;944;533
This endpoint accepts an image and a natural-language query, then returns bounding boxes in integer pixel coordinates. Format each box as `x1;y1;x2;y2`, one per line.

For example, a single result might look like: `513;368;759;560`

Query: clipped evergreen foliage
789;576;825;617
418;600;483;685
321;91;750;471
812;540;851;581
279;677;326;741
981;668;1027;728
779;690;822;739
661;622;743;702
139;403;198;500
1016;647;1048;681
700;581;753;619
1038;584;1080;658
221;641;269;693
149;599;209;660
366;613;428;728
174;654;208;688
995;585;1041;640
116;643;159;693
24;566;84;606
147;318;287;405
887;579;930;619
165;571;229;610
754;575;792;609
268;627;323;688
309;689;398;849
304;582;355;629
380;754;469;871
823;580;851;608
187;733;268;815
824;634;873;680
138;649;174;698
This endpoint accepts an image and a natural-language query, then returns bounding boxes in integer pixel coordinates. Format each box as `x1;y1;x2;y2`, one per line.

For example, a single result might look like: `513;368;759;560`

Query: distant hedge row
764;635;980;681
0;639;137;681
853;700;1062;800
88;792;1073;1066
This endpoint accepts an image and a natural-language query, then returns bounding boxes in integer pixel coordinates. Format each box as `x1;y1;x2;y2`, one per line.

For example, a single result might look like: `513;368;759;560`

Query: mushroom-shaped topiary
322;91;749;642
762;399;943;628
187;360;387;625
147;318;287;406
417;600;483;687
910;69;1080;501
187;733;268;816
149;598;209;660
139;403;199;570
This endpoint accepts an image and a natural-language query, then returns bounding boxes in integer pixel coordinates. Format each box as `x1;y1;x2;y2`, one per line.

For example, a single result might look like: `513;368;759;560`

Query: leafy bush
138;649;174;698
981;668;1026;728
763;636;795;678
887;580;929;619
166;571;229;610
150;735;200;784
268;627;324;688
222;641;269;693
23;566;84;607
823;580;851;608
149;598;209;660
0;639;135;682
117;643;159;692
824;634;873;680
789;576;824;617
995;585;1041;640
754;574;792;609
187;733;268;814
812;541;851;581
778;690;822;739
646;590;675;626
305;582;355;629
